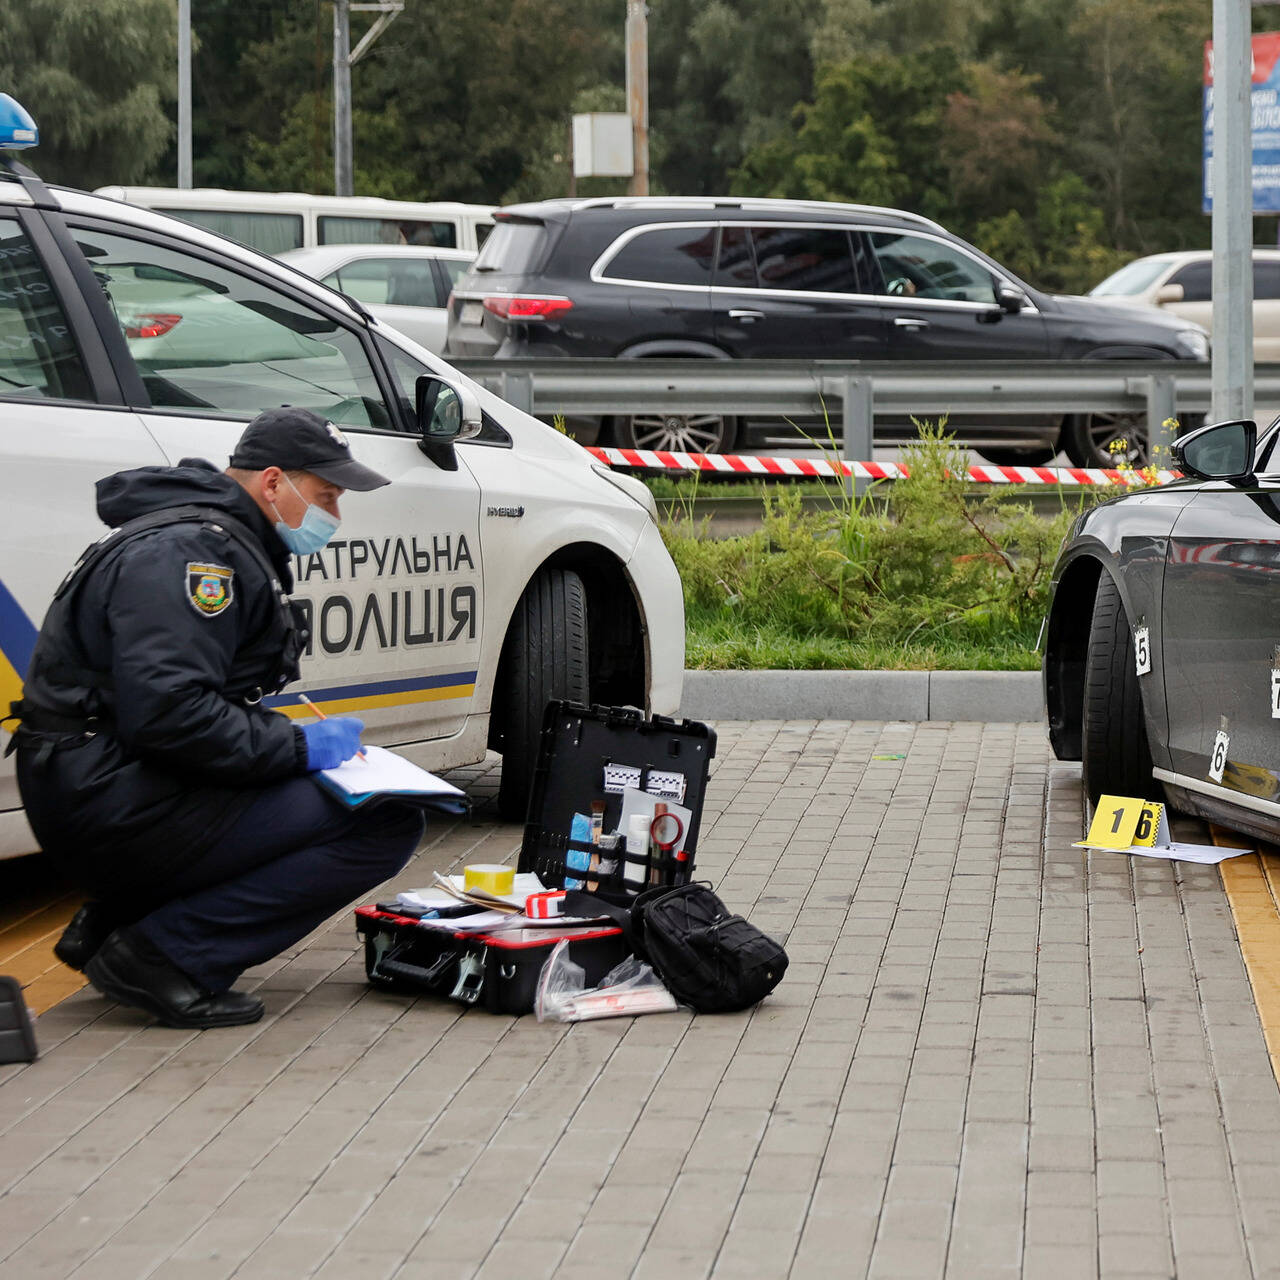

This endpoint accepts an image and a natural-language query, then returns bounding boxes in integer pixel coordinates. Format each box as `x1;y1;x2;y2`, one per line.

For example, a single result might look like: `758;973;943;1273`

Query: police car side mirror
1172;417;1256;483
415;375;483;471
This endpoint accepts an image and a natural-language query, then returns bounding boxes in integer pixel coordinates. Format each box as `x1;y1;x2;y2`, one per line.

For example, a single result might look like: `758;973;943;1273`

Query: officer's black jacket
15;459;310;899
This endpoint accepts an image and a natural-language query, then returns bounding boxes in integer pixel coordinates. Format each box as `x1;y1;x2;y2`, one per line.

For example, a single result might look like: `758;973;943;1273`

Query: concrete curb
680;668;1044;722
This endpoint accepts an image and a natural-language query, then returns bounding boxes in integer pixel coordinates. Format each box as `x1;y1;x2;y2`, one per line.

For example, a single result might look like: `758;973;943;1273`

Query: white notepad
316;745;468;813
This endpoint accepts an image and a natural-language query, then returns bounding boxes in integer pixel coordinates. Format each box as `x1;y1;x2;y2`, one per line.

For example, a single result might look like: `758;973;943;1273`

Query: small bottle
624;814;649;888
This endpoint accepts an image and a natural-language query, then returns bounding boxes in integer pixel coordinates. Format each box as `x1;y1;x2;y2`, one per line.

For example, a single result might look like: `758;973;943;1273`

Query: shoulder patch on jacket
187;562;234;616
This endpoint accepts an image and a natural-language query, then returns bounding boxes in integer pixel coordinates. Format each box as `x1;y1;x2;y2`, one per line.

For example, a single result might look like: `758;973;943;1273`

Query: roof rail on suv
566;195;945;234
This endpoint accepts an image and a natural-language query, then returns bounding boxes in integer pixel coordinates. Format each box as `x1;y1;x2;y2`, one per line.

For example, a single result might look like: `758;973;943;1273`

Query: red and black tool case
356;702;716;1013
355;908;629;1014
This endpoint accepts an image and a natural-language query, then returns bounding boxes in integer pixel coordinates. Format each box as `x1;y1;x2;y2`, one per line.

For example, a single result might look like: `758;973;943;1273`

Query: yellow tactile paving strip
0;859;85;1015
1216;825;1280;1083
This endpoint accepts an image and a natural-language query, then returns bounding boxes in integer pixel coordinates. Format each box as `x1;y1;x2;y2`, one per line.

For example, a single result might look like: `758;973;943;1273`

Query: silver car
280;244;476;354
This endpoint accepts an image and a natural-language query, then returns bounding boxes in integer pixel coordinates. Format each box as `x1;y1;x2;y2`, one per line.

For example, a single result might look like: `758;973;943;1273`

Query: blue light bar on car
0;95;38;150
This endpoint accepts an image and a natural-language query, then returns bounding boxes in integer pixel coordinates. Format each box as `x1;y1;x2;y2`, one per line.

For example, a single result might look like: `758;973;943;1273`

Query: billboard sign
1204;31;1280;213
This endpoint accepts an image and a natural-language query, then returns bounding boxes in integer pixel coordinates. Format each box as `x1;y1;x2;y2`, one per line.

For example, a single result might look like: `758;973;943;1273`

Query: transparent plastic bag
535;941;677;1022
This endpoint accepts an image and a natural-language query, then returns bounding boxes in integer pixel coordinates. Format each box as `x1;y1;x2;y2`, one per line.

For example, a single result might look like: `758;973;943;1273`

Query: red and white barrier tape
587;445;1180;487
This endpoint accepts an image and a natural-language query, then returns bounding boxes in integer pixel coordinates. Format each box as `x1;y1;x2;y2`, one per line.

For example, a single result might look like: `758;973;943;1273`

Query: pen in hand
298;692;367;761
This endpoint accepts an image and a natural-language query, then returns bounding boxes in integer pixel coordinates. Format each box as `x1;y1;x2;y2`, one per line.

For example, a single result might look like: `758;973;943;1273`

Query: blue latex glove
302;717;365;771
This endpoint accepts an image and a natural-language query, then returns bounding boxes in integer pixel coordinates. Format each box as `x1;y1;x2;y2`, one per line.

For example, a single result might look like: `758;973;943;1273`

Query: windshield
1089;257;1176;297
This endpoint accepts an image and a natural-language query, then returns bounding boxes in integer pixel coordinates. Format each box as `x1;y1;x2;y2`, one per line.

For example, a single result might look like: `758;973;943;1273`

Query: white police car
0;96;685;854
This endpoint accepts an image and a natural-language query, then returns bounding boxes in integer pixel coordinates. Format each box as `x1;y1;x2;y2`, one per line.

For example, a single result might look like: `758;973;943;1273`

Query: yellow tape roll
464;863;515;895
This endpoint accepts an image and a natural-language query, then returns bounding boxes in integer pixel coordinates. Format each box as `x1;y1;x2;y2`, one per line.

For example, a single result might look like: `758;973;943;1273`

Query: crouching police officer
9;407;426;1029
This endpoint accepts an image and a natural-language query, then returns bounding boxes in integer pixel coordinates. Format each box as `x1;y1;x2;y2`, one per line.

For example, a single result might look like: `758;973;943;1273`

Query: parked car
279;245;476;354
1089;248;1280;362
1043;415;1280;842
444;197;1210;466
0;116;683;855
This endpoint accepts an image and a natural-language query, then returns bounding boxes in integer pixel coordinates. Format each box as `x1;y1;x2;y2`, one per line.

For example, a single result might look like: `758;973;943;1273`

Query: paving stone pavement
2;719;1279;1279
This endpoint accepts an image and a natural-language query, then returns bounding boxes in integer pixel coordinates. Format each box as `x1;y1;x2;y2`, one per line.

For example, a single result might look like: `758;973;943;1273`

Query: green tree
650;0;820;195
941;63;1053;221
0;0;175;188
1064;0;1207;251
731;49;967;221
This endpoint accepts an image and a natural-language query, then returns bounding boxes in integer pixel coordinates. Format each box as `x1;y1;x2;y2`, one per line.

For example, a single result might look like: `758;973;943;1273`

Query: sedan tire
1082;573;1154;805
496;567;590;820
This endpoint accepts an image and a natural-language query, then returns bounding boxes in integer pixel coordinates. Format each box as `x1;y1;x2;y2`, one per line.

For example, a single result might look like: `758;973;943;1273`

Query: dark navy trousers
136;778;424;993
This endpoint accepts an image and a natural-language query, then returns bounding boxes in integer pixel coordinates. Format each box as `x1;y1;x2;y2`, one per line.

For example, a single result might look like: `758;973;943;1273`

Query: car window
328;258;441;308
868;232;996;304
1089;257;1174;297
318;216;457;249
1170;261;1211;302
438;257;470;293
0;215;94;403
68;225;393;429
715;226;756;287
164;208;304;255
1255;262;1280;300
374;333;511;446
473;221;550;275
744;226;859;293
603;226;717;286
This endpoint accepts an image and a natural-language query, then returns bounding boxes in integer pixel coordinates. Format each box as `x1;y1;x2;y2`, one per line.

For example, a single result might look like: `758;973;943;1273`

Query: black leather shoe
85;928;264;1029
54;902;116;972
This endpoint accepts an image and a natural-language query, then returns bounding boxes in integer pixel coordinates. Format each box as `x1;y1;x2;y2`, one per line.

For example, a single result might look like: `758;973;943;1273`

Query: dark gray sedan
1043;417;1280;842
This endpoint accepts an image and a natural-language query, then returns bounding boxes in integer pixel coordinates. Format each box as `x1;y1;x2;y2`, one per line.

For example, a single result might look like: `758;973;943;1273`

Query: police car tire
497;567;589;819
1081;572;1154;806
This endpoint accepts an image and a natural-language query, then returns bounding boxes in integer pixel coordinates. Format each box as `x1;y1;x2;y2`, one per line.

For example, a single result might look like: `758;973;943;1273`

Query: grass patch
684;612;1043;671
662;422;1113;671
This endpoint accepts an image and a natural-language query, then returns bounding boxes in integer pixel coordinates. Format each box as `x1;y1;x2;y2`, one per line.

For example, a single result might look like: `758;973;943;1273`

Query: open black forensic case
355;702;715;1014
518;701;717;900
355;907;628;1014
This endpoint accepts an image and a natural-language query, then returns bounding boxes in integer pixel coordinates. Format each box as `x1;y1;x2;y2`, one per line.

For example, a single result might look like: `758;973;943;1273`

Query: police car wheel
496;567;589;820
1081;573;1154;806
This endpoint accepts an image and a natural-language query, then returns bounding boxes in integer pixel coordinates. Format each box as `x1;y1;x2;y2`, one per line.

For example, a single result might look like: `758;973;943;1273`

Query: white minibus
92;186;497;255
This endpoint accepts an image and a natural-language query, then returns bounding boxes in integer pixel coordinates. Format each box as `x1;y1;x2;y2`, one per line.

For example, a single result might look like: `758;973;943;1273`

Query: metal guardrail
451;357;1280;466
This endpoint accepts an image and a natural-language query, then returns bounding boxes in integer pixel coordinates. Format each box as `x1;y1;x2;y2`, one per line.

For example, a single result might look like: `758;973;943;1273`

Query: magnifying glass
650;810;685;860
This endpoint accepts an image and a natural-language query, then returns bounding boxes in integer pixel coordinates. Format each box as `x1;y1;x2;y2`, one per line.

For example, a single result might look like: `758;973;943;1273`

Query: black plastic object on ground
0;976;37;1062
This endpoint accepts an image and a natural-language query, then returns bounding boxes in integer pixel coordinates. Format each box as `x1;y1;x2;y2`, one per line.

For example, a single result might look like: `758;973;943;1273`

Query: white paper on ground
1114;842;1247;865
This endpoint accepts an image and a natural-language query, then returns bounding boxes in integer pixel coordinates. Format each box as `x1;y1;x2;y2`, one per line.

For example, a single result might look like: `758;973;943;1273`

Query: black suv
444;198;1209;466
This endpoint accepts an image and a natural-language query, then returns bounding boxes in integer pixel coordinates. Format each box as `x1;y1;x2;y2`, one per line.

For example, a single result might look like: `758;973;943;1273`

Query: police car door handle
728;309;765;322
893;316;929;330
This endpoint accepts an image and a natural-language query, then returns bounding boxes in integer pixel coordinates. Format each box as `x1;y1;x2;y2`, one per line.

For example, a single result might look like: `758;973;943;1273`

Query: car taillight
482;295;573;321
124;313;182;339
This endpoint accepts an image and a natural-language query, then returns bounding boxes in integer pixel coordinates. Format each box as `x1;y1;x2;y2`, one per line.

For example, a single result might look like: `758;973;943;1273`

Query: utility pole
1211;0;1254;422
333;0;352;196
625;0;649;196
333;0;403;197
178;0;192;187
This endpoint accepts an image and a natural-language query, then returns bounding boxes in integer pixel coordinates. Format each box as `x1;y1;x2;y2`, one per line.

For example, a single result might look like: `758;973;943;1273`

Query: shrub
663;422;1104;669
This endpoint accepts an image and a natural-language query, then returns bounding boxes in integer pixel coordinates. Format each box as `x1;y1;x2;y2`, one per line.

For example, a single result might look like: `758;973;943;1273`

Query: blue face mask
272;474;340;556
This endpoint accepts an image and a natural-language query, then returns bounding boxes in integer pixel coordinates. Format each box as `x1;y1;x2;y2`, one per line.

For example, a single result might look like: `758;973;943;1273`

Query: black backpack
568;883;788;1013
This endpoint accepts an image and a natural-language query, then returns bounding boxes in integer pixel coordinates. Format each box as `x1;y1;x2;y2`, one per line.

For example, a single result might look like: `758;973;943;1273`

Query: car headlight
1175;328;1210;359
592;463;658;521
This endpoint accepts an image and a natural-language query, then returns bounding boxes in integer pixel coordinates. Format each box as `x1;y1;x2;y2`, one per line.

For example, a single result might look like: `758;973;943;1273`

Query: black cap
228;407;390;491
